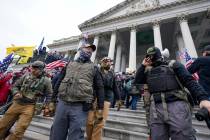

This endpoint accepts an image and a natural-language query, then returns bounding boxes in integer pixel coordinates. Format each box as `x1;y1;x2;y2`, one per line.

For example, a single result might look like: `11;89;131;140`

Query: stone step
108;112;147;124
23;130;49;140
103;127;149;140
109;108;146;116
105;119;149;134
27;121;51;136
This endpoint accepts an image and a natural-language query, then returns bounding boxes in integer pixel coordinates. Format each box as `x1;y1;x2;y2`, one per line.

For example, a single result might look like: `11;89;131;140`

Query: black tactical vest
146;65;181;93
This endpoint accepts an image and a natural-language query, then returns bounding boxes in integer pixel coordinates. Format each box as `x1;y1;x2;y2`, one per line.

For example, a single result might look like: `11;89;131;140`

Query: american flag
45;60;68;70
0;53;14;73
179;49;199;80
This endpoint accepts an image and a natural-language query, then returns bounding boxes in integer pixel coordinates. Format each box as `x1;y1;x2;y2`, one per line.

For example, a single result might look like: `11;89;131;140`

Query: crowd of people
0;39;210;140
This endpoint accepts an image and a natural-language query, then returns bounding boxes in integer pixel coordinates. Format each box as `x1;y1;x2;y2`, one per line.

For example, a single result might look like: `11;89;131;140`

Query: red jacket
0;72;13;105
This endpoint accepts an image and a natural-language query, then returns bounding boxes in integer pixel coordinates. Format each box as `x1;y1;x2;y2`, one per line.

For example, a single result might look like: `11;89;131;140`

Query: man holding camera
50;40;104;140
134;47;210;140
0;61;53;140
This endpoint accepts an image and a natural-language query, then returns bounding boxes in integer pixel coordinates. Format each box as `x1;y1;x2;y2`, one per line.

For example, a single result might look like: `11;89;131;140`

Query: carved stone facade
48;0;210;71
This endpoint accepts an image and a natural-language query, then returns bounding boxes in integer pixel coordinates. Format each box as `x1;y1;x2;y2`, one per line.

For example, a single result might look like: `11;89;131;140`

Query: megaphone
161;48;170;58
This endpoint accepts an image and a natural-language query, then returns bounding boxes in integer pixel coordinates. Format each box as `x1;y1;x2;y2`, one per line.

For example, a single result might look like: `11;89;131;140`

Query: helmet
32;61;45;70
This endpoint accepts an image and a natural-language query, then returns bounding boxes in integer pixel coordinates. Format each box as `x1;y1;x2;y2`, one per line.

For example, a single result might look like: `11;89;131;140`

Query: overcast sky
0;0;124;61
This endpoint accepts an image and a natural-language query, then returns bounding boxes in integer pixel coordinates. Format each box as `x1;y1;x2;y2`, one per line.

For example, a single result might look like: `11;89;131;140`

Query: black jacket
134;60;209;103
100;70;120;102
187;56;210;97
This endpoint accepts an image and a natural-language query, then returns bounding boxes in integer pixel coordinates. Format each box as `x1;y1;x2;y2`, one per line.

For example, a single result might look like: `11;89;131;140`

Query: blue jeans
130;95;139;110
50;100;88;140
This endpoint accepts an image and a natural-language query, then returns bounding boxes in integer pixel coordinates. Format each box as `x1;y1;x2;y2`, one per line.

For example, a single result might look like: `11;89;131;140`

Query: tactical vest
59;61;95;103
146;65;181;93
145;63;192;121
20;74;46;102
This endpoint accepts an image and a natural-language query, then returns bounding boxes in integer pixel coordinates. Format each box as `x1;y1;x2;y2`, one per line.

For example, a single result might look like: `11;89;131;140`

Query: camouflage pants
0;102;35;140
150;100;196;140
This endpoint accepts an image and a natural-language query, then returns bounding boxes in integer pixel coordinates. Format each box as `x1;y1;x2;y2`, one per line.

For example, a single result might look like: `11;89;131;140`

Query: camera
195;107;210;129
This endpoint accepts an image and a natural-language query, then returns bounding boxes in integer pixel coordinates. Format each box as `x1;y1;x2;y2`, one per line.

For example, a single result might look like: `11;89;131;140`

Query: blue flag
38;37;44;53
0;53;14;73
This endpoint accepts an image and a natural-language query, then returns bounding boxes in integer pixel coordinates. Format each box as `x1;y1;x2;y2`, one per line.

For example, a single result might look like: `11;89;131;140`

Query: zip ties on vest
161;93;169;121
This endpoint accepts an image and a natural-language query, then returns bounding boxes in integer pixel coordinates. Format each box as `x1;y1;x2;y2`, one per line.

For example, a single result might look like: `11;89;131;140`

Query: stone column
176;35;186;64
153;20;163;51
91;35;99;62
121;53;126;72
108;31;117;60
129;27;136;71
179;15;198;58
115;45;122;72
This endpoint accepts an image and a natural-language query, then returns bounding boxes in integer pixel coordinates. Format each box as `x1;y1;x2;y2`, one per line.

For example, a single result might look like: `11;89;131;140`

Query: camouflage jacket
11;73;53;104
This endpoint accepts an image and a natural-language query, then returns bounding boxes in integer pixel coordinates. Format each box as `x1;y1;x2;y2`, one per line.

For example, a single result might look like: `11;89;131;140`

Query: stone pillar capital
152;19;161;27
177;14;188;23
129;24;137;31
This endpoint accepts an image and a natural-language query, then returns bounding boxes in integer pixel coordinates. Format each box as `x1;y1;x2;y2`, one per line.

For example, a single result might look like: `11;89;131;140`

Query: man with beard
86;57;120;140
0;61;53;140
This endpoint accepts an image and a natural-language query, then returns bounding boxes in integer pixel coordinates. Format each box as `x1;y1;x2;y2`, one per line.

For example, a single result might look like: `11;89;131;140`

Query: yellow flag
6;46;35;57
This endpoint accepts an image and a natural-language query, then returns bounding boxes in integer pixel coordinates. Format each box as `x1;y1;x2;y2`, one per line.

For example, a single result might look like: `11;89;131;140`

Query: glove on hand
95;110;103;123
43;102;56;117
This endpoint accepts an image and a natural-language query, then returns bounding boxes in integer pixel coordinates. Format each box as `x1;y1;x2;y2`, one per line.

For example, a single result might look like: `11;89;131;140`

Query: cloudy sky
0;0;124;61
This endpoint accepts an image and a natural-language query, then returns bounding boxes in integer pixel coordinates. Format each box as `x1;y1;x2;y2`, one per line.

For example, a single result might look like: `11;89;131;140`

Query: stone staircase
1;100;210;140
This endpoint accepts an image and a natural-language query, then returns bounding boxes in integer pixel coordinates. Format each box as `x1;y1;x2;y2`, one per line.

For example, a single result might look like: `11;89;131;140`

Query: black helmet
32;61;45;70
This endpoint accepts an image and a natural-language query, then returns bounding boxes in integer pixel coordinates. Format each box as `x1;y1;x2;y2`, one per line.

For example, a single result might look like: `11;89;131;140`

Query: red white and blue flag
178;49;199;80
45;60;68;70
0;53;14;73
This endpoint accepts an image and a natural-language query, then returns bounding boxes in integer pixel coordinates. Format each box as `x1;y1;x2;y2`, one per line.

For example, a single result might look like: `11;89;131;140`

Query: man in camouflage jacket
0;61;53;140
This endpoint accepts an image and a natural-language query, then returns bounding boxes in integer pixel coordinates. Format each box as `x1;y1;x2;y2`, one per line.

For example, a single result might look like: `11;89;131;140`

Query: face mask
79;49;92;61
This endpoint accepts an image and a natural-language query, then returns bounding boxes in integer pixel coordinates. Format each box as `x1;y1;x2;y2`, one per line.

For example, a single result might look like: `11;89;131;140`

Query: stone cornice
47;35;80;48
78;0;132;29
79;0;201;30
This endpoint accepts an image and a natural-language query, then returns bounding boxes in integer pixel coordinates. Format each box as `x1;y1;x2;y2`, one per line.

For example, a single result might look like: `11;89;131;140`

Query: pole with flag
38;37;44;55
0;53;14;73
